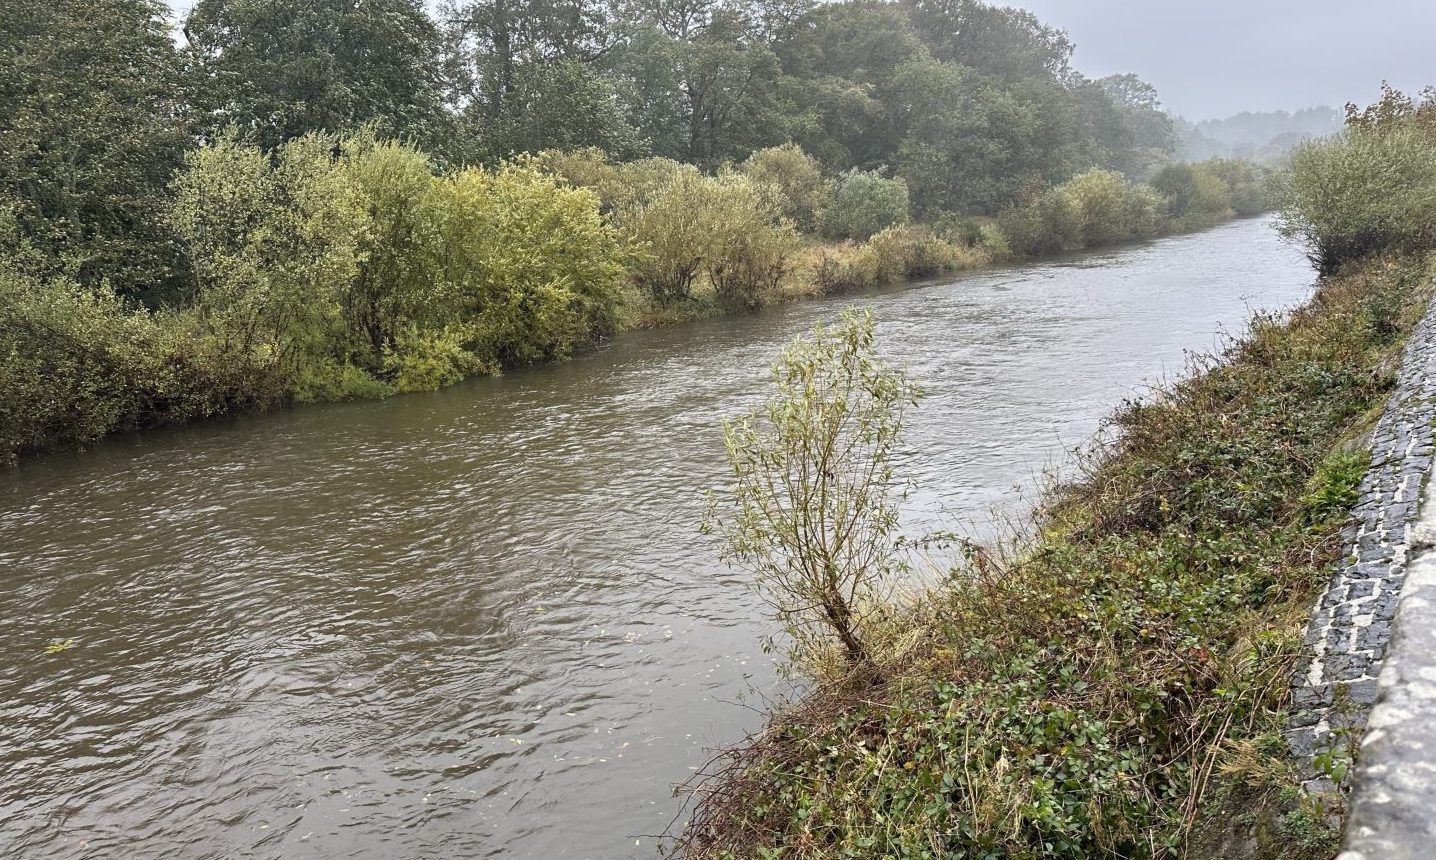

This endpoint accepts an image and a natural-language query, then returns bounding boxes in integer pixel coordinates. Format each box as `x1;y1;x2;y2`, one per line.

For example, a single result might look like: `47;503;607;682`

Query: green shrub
818;168;911;240
811;226;985;294
535;148;691;212
171;131;364;388
812;245;880;294
738;143;832;233
706;223;799;309
0;265;276;461
1274;123;1436;273
382;326;484;392
617;169;718;302
292;361;395;402
429;163;626;365
531;148;625;208
997;187;1083;256
1202;158;1268;217
338;135;446;362
620;171;798;307
174;134;626;386
1059;168;1161;246
0;270;152;460
1151;162;1233;226
976;221;1014;261
706;309;920;673
930;212;988;248
863;225;964;280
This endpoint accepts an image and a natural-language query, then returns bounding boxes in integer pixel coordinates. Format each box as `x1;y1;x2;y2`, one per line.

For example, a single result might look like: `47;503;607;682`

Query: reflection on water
0;219;1312;859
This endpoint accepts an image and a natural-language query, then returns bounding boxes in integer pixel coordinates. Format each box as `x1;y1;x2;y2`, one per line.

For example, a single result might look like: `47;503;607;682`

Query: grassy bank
0;135;1262;465
678;247;1434;860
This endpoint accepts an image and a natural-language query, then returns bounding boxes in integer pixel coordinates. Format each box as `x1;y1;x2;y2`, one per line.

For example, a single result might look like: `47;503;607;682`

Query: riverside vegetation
685;86;1436;859
1;0;1271;464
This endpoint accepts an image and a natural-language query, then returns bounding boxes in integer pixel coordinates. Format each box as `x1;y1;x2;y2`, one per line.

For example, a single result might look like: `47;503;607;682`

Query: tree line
3;0;1185;301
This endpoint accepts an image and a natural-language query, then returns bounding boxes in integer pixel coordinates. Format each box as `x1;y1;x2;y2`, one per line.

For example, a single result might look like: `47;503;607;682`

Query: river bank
622;209;1253;332
1;124;1267;467
0;195;1256;470
676;249;1436;859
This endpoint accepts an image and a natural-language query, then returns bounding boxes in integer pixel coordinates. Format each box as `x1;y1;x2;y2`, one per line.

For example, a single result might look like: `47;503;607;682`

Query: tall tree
678;7;786;164
1095;73;1178;177
902;0;1072;82
475;58;644;158
185;0;450;153
442;0;619;120
0;0;191;299
773;1;927;168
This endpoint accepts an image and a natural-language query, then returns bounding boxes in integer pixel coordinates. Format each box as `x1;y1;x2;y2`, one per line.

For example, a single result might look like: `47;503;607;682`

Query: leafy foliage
1151;162;1235;227
818;169;911;241
1059;169;1161;246
171;132;366;389
739;144;833;233
619;169;798;307
185;0;452;154
0;265;285;464
999;162;1261;257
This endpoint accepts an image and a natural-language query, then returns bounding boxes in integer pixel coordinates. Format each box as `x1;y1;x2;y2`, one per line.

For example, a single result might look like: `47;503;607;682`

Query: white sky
166;0;1435;120
1016;0;1435;118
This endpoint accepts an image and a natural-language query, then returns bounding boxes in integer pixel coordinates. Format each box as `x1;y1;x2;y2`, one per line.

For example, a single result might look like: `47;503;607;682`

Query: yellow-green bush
994;161;1259;259
1151;162;1234;227
1201;158;1268;217
997;187;1083;256
812;225;983;294
863;225;965;280
534;148;691;212
171;131;363;388
427;163;626;365
1059;168;1161;246
0;271;157;459
0;265;284;462
381;326;485;393
738;143;832;233
338;135;446;361
173;133;627;385
619;171;798;306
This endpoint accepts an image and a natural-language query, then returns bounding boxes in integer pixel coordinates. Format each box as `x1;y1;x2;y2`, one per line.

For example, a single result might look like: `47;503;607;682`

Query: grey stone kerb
1287;285;1436;857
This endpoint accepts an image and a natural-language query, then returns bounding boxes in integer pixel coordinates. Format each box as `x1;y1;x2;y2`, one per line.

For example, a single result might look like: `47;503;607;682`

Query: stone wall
1287;288;1436;857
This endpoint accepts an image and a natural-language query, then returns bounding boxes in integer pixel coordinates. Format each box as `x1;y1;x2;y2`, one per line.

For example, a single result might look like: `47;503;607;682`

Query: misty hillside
1177;107;1344;162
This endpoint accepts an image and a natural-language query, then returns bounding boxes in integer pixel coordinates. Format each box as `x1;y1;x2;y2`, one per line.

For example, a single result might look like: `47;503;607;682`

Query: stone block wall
1287;288;1436;857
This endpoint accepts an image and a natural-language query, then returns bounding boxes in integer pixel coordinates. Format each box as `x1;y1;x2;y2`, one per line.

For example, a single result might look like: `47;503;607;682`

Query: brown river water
1;218;1314;859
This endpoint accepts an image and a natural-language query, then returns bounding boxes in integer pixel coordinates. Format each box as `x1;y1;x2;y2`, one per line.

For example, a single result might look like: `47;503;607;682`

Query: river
0;218;1313;859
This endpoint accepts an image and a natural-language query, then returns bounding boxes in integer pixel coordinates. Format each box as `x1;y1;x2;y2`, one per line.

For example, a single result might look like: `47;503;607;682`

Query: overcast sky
166;0;1433;120
1016;0;1434;119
